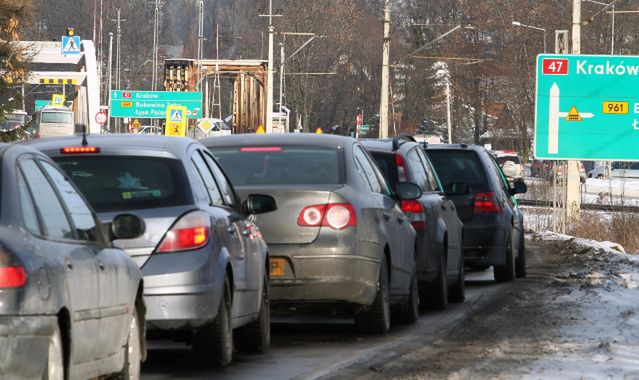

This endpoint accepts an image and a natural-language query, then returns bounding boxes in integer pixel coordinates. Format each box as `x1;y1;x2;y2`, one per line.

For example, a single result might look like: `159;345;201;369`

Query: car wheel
193;275;233;366
355;258;390;334
494;233;516;283
234;273;270;354
397;269;419;324
515;235;527;278
44;324;64;380
596;174;604;179
448;252;465;303
420;248;447;311
117;307;141;380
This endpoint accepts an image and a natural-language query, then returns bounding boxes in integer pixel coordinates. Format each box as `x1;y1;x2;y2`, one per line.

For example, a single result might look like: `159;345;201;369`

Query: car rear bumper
463;222;508;266
0;315;57;378
268;240;382;306
141;249;219;330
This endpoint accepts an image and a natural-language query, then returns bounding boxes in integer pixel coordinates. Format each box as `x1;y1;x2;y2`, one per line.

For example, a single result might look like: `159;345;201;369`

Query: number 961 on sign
603;101;628;115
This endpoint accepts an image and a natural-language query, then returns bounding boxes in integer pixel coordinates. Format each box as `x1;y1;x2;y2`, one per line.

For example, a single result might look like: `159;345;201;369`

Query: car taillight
0;266;26;288
156;211;211;253
396;154;410;182
60;146;101;154
474;192;501;214
297;203;356;230
400;200;426;230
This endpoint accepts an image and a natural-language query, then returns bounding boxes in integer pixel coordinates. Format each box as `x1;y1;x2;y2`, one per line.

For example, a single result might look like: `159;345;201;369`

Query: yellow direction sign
165;105;187;137
52;94;65;107
566;106;582;122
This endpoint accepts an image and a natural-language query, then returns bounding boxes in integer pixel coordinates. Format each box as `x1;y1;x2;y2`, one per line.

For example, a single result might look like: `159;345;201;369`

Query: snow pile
524;232;639;379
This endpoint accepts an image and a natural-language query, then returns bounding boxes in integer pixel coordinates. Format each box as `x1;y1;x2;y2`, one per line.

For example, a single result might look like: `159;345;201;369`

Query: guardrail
518;199;639;213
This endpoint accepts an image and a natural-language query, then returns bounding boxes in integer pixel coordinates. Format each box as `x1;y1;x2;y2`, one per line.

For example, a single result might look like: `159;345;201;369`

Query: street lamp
512;21;547;53
583;0;615;54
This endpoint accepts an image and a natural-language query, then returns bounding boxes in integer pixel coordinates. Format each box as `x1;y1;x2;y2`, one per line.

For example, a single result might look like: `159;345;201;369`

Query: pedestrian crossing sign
61;36;81;55
165;105;187;137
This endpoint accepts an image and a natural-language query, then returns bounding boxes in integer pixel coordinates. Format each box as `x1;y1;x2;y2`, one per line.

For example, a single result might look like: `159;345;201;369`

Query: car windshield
54;156;191;212
495;156;520;165
210;146;344;186
426;150;488;190
41;111;73;124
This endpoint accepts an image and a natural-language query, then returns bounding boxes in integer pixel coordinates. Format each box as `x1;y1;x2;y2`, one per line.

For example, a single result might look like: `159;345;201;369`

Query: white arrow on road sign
547;82;595;154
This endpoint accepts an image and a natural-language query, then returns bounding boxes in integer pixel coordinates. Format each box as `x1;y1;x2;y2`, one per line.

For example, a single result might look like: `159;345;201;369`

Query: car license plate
270;258;285;277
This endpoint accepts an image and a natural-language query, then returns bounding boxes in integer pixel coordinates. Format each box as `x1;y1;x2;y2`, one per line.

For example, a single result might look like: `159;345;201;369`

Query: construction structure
163;59;268;134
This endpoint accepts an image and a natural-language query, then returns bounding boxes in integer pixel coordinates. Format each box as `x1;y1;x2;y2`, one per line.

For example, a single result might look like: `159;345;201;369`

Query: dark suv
425;144;527;282
362;136;474;309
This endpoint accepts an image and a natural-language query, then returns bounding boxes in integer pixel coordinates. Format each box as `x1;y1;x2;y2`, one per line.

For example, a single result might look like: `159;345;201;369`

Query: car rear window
369;151;400;190
495;156;521;165
426;150;488;190
54;156;191;212
41;112;73;124
210;146;344;186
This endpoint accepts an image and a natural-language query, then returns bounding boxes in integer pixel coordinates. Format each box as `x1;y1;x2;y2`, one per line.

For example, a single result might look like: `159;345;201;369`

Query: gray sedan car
28;135;276;366
0;144;145;379
204;133;421;334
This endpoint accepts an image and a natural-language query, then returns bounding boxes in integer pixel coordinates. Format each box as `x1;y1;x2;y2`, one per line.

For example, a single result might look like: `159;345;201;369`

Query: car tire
494;233;516;283
420;249;448;311
397;269;419;324
45;324;64;380
515;235;527;278
355;258;390;334
193;275;233;367
116;308;141;380
234;274;270;354
448;252;465;303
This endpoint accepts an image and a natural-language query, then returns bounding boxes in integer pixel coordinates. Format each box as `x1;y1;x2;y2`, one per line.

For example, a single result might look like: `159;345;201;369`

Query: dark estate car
28;135;276;366
204;133;421;334
0;144;145;379
425;144;527;282
361;136;473;310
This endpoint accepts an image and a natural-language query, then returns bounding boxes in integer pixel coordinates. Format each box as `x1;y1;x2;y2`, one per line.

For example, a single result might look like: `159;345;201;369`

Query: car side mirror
446;182;471;196
110;214;145;240
510;180;528;195
396;182;422;200
244;194;277;215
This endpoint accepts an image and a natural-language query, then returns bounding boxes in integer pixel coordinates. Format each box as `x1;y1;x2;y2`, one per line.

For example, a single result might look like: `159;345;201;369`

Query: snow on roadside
522;231;639;379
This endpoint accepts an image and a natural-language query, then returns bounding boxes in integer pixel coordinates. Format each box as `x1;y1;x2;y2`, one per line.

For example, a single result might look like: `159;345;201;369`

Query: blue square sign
61;36;81;55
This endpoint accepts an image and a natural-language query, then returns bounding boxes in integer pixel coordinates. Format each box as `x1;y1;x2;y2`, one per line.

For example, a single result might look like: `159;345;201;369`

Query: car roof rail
391;133;416;151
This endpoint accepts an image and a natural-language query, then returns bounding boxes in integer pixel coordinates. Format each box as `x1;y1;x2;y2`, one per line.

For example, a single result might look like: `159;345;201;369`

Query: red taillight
474;192;501;214
400;200;427;230
0;266;26;288
240;147;282;152
297;203;356;230
157;211;211;253
60;146;101;154
396;154;410;182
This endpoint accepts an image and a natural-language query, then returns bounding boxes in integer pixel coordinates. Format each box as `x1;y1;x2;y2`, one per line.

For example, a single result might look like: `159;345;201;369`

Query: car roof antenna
80;124;88;146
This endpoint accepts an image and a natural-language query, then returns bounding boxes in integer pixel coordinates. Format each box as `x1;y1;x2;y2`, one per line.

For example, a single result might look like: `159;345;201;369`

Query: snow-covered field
582;177;639;206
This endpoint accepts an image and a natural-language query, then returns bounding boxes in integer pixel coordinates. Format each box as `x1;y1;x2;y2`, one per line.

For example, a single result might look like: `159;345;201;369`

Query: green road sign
34;100;51;111
535;54;639;161
110;91;202;119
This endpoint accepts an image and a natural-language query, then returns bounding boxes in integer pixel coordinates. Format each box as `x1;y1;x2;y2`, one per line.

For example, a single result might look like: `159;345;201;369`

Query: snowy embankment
522;232;639;379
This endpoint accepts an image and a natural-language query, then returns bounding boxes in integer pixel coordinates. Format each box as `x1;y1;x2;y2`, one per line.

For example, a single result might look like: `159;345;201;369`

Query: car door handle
65;258;73;270
227;226;236;235
382;212;391;221
98;261;105;271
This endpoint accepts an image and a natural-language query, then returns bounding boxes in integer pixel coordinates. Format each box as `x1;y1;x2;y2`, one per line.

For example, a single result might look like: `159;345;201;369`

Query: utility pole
266;0;275;133
279;40;285;130
446;81;452;143
151;0;163;91
566;0;582;223
379;0;391;139
197;0;204;91
112;9;126;132
107;32;114;133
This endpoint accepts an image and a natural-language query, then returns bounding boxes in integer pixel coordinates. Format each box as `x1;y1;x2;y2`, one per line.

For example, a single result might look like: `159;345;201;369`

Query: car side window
353;146;383;193
40;161;104;243
202;151;237;207
20;159;74;240
191;151;224;206
487;154;511;194
17;169;42;235
417;149;442;192
406;148;432;192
